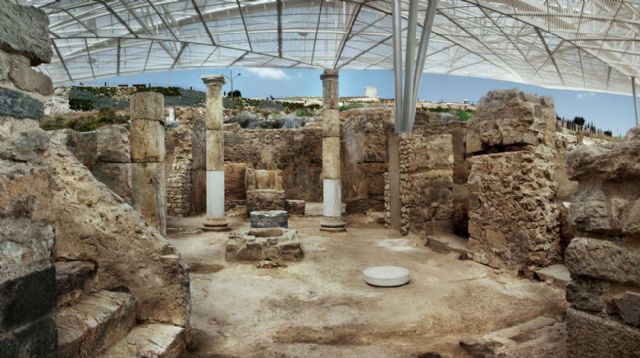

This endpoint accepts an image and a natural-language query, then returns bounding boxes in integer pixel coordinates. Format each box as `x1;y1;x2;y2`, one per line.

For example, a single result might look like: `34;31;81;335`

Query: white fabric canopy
16;0;640;95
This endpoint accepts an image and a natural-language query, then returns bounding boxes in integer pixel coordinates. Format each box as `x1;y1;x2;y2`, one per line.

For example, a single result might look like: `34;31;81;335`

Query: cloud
576;92;597;100
246;68;290;80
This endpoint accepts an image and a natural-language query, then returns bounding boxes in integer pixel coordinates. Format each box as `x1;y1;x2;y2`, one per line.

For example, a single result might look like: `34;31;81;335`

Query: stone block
250;210;288;228
285;199;305;216
55;260;96;306
101;323;186;358
565;237;640;286
226;228;303;262
8;54;53;96
567;308;640;358
130;119;165;163
466;89;556;154
322;136;341;179
566;277;609;313
130;92;164;122
74;131;97;169
203;75;225;130
0;314;57;358
205;130;224;171
322;109;340;137
0;218;53;284
246;189;286;213
250;169;283;191
92;162;133;204
0;159;51;221
0;86;44;119
96;124;130;163
0;127;49;163
0;2;52;65
622;199;640;236
191;169;206;213
567;132;640;181
132;162;166;235
614;291;640;327
0;266;56;330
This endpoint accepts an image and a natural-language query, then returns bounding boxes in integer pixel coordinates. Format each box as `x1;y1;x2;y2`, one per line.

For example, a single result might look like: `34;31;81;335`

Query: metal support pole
392;0;404;133
408;0;438;131
401;0;419;132
632;76;639;127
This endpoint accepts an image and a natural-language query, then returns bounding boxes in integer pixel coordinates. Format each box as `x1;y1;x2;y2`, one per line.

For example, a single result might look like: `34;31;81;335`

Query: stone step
426;233;468;258
534;264;571;288
100;323;187;358
459;316;566;357
56;290;136;357
55;260;96;306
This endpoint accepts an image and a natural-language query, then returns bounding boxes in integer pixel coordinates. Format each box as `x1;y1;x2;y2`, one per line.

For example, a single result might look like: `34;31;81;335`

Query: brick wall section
564;128;640;357
0;2;57;356
465;89;561;275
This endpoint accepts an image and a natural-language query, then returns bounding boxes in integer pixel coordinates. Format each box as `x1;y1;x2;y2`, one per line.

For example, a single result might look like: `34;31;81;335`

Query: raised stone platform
320;217;347;232
226;228;303;262
250;210;288;228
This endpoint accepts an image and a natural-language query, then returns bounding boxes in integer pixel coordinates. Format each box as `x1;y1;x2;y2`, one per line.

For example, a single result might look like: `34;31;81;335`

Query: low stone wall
564;128;640;357
385;133;454;235
0;3;57;355
466;89;561;274
341;108;394;213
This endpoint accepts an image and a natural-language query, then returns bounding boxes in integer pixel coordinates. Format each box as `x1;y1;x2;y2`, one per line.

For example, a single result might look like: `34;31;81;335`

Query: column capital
201;74;226;87
320;69;339;81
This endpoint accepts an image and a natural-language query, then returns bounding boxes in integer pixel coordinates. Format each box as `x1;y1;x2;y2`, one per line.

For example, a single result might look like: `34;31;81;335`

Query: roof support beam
633;76;639;127
84;38;95;79
191;0;216;46
171;42;188;69
236;0;253;51
97;0;139;39
535;27;565;86
332;2;363;68
392;0;403;132
52;39;73;82
400;0;418;133
116;37;121;76
310;0;324;65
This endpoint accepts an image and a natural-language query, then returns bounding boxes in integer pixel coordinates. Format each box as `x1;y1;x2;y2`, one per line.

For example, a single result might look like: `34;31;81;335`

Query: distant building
365;86;378;98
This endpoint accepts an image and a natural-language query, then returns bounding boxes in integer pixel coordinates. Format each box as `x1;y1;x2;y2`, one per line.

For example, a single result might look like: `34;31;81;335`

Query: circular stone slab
363;266;410;287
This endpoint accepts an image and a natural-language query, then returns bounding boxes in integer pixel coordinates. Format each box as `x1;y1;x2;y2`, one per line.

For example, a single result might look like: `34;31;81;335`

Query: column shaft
130;92;166;235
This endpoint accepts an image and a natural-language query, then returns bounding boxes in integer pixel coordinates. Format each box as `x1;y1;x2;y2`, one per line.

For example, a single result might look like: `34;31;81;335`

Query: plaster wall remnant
465;89;561;275
130;92;167;235
564;128;640;357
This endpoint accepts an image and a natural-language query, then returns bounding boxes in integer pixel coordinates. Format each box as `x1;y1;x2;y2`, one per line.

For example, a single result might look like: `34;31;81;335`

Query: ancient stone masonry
564;128;640;357
130;92;167;235
341;108;394;213
466;89;561;275
224;127;323;202
0;3;57;356
384;133;454;236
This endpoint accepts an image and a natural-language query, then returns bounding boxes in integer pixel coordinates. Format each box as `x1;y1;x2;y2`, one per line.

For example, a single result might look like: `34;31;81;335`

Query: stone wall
224;127;323;202
385;133;454;235
341;108;394;213
466;89;561;275
564;128;640;357
0;2;57;355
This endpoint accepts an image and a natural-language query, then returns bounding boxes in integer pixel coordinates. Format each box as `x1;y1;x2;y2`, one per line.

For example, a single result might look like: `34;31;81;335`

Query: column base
320;217;347;232
203;217;231;232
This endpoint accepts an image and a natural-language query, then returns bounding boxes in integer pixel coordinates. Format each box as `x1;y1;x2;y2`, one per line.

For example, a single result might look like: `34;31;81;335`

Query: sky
78;67;638;136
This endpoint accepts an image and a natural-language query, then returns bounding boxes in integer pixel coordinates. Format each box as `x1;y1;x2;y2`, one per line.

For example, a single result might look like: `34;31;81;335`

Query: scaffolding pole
392;0;403;133
408;0;438;131
633;77;639;127
401;0;419;132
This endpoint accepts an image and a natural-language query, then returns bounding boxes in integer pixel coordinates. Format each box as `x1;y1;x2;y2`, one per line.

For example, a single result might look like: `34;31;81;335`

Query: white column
201;74;230;231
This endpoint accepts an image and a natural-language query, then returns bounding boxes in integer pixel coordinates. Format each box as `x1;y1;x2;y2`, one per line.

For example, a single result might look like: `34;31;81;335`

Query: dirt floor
167;214;567;358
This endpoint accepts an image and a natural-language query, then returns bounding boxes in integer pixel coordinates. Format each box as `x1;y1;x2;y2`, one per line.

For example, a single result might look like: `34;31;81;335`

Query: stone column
130;92;167;236
201;75;230;231
320;69;346;232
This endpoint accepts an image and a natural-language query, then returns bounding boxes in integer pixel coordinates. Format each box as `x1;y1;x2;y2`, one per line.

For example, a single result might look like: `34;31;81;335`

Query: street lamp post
225;70;242;107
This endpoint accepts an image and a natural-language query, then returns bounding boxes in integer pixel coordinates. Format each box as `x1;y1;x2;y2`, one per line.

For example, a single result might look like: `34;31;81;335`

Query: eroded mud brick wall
466;89;561;274
224;127;323;202
0;2;58;355
341;108;394;213
564;128;640;357
384;133;455;235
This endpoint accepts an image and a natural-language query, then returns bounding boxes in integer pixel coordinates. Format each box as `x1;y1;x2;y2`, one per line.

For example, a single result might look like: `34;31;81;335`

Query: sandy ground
167;214;566;358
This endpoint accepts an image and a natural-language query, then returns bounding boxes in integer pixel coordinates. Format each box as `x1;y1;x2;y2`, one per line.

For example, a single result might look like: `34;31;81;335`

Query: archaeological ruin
2;1;640;357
